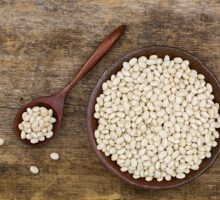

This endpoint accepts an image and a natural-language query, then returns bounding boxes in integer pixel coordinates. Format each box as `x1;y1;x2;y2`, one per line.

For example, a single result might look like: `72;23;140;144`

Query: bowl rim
87;45;220;189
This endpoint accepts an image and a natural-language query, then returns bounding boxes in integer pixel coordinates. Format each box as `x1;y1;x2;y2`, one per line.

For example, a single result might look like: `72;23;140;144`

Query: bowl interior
87;46;220;189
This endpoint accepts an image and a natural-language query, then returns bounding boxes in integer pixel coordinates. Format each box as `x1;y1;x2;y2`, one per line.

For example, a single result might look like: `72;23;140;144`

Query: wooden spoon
13;25;126;146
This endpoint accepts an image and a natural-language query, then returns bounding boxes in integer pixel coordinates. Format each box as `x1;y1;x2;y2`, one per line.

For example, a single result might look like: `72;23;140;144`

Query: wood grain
0;0;219;199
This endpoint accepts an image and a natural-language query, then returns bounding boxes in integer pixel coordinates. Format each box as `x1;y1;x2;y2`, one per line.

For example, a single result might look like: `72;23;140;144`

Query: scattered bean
30;166;39;174
50;152;60;160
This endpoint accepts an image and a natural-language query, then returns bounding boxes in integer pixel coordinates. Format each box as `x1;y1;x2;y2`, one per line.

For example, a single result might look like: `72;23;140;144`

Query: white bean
30;138;39;144
50;152;60;160
30;166;39;174
0;138;4;145
46;131;53;139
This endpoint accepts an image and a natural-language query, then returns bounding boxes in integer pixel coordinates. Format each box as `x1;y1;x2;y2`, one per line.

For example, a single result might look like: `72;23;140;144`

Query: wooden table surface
0;1;220;199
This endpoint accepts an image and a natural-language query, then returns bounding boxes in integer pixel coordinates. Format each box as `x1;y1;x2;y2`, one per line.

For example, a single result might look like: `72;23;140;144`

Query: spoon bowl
13;92;65;146
13;25;126;146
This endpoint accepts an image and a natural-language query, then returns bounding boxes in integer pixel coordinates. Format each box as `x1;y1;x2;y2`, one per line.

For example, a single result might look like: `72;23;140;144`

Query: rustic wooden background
0;0;219;199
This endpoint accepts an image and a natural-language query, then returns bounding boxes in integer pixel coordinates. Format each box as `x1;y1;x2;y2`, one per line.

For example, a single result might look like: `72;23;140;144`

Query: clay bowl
87;46;220;189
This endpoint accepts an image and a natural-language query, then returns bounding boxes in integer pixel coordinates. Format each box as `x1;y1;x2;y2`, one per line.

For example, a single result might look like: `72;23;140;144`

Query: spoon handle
61;25;126;96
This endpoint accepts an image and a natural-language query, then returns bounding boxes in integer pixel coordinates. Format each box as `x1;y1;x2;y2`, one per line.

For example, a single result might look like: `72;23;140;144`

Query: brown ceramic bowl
87;46;220;189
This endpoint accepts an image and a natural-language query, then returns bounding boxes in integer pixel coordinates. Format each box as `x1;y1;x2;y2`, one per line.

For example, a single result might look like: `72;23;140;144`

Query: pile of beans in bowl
94;55;220;182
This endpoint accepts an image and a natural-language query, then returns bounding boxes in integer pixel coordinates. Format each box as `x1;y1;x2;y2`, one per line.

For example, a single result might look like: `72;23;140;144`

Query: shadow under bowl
87;46;220;189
